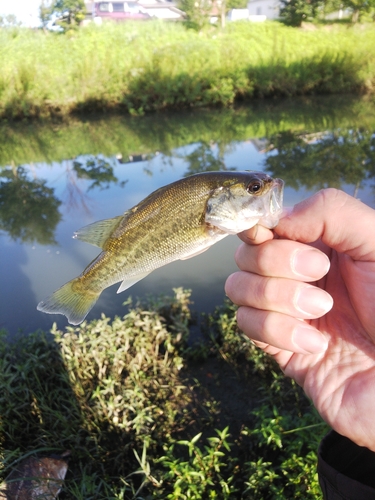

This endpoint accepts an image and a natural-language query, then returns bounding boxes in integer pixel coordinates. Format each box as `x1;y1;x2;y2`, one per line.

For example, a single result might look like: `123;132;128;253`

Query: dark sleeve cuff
318;430;375;499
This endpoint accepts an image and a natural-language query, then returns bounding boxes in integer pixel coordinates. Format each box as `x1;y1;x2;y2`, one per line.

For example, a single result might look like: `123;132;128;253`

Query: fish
37;171;284;325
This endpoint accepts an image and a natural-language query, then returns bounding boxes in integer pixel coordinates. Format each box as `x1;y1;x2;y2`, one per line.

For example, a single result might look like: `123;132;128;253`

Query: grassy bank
1;21;375;120
0;289;328;499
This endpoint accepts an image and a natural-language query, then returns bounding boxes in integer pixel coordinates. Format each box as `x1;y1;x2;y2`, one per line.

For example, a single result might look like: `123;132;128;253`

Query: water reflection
182;141;231;176
264;129;375;191
73;155;128;191
0;166;61;245
1;96;375;336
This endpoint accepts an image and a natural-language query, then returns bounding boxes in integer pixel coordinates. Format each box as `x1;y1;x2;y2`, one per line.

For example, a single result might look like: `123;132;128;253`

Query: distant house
246;0;351;21
137;0;184;20
85;1;184;22
247;0;280;20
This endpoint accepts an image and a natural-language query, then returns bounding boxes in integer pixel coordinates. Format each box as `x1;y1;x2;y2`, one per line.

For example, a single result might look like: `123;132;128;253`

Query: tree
340;0;375;22
178;0;213;30
280;0;375;24
40;0;86;31
279;0;322;26
39;0;52;30
0;14;21;27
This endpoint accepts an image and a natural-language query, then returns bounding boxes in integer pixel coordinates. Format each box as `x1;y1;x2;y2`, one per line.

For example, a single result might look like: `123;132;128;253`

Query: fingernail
292;324;328;354
292;249;330;280
295;286;333;317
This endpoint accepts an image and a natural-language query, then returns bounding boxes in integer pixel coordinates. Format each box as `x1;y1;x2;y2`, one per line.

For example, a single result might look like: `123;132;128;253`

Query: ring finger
225;272;333;320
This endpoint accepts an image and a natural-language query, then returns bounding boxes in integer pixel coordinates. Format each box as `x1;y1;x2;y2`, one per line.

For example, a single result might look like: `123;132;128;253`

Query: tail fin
37;279;100;325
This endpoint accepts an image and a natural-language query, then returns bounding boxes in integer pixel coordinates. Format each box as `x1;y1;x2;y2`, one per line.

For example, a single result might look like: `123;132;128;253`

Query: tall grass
1;20;375;120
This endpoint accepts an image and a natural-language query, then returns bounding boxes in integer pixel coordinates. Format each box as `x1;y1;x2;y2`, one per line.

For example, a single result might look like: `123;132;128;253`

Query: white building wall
247;0;280;20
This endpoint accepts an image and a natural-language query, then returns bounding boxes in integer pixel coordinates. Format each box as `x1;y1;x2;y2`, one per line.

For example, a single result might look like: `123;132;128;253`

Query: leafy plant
0;290;328;498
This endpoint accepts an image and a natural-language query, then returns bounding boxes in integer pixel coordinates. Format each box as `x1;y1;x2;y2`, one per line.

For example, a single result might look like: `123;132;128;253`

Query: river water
1;95;375;336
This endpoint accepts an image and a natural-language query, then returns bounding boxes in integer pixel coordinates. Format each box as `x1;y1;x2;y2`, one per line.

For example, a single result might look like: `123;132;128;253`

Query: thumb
276;189;375;262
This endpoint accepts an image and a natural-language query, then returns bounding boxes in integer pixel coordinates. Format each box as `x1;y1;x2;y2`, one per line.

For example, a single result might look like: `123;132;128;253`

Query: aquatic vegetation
1;21;375;120
0;289;328;498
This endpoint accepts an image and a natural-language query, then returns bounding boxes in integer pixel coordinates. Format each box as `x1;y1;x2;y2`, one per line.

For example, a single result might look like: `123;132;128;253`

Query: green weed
0;290;328;498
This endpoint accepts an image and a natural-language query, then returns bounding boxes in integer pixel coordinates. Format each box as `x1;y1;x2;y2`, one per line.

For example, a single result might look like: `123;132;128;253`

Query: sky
0;0;43;27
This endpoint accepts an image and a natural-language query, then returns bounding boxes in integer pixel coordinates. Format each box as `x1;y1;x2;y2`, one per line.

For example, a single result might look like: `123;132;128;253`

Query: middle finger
235;239;331;282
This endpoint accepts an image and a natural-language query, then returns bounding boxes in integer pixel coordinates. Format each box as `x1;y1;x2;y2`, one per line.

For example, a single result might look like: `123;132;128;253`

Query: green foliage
0;292;331;498
279;0;375;24
279;0;320;26
0;21;375;120
227;0;248;9
49;0;86;30
39;0;53;29
157;428;236;498
341;0;375;22
178;0;212;30
0;14;21;27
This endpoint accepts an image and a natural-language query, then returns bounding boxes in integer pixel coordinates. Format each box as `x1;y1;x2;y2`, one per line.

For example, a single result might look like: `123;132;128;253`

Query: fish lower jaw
208;217;261;235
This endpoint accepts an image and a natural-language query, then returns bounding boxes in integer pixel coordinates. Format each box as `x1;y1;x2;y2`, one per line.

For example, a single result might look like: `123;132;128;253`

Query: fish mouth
269;178;284;216
256;177;284;229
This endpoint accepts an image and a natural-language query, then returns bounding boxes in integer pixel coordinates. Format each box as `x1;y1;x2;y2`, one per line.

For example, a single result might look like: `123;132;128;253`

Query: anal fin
117;271;151;294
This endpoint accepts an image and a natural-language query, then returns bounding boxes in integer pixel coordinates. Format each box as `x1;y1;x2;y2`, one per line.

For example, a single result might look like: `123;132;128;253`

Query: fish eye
247;180;263;194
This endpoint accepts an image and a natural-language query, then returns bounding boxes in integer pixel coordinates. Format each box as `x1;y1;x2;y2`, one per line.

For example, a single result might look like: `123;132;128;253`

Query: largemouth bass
37;171;284;325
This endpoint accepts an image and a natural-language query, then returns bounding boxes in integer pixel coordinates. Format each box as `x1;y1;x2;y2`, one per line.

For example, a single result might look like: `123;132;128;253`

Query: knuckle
255;276;275;307
254;244;272;274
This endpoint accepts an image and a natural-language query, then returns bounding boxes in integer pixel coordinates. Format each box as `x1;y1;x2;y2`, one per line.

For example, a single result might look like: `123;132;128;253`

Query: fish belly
79;225;227;295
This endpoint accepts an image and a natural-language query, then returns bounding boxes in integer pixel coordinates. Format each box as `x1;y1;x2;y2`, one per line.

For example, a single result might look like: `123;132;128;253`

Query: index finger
238;224;275;245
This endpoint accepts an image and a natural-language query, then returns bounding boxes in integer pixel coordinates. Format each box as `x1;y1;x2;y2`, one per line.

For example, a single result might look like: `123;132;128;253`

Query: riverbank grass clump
0;289;328;498
1;21;375;120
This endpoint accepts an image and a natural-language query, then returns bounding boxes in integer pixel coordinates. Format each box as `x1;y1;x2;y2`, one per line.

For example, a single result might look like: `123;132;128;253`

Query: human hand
225;188;375;450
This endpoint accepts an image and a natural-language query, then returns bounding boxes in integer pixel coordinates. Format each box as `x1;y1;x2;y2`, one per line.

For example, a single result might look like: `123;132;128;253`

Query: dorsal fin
73;215;123;248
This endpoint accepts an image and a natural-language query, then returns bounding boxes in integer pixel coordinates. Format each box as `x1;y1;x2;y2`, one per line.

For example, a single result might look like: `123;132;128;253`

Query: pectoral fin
73;215;123;248
117;271;151;294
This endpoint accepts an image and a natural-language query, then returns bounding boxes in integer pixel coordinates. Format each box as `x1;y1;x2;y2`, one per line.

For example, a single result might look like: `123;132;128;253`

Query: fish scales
80;175;225;288
37;171;284;325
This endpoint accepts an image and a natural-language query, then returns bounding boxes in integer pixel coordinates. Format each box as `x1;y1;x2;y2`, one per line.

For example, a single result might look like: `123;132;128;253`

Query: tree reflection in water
73;155;128;191
0;166;61;245
0;157;129;246
263;128;375;194
2;128;375;246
